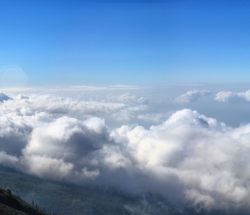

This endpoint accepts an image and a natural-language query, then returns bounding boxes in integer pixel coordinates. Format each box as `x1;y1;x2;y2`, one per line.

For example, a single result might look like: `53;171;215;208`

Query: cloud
214;91;234;102
215;89;250;103
111;109;250;208
22;116;110;180
2;90;250;210
0;92;11;102
175;90;210;103
0;92;155;128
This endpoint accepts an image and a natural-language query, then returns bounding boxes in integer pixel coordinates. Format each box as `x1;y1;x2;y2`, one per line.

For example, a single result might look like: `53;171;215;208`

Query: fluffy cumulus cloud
215;89;250;103
22;116;108;180
175;89;210;103
110;109;250;209
3;89;250;210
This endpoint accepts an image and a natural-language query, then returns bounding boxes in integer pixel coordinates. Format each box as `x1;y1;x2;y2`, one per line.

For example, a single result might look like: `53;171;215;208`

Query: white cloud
110;109;250;208
238;89;250;102
175;88;250;104
215;89;250;103
175;89;210;103
214;91;234;102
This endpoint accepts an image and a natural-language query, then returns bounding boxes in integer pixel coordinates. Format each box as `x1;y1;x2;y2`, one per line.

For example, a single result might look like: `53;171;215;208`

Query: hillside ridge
0;188;47;215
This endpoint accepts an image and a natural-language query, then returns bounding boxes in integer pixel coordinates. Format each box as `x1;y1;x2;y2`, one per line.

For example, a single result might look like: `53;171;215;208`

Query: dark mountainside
0;187;47;215
0;165;249;215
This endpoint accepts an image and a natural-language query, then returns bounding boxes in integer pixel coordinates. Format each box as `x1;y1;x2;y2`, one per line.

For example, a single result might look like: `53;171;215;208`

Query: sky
0;0;250;85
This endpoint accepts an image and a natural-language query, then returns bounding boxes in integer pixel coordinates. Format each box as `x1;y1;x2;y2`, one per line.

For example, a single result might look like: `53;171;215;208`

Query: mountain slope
0;188;47;215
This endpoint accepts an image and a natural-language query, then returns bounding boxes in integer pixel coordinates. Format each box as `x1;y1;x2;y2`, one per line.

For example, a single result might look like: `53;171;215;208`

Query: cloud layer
1;89;250;210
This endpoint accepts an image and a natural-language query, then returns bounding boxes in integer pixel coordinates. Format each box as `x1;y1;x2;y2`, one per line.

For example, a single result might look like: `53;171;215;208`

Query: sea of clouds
1;85;250;210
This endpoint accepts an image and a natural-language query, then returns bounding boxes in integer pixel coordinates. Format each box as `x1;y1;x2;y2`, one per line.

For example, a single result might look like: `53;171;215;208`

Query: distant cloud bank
175;89;211;103
175;88;250;104
215;89;250;103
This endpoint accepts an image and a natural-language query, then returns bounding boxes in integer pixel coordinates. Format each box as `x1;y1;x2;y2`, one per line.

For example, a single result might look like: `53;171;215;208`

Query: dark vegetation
0;187;47;215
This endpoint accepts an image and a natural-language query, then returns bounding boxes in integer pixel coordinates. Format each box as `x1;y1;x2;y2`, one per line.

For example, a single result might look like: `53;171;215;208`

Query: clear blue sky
0;0;250;85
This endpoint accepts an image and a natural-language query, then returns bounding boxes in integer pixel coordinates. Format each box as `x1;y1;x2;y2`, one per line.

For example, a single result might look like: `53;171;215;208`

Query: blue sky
0;0;250;85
